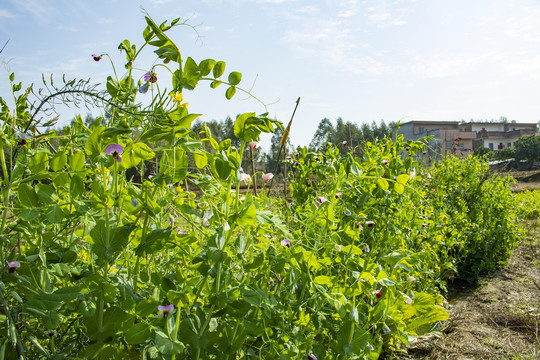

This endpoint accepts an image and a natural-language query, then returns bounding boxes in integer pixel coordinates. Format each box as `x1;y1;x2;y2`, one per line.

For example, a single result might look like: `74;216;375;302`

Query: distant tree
308;117;392;156
474;147;491;158
515;135;540;168
493;147;515;160
309;118;334;152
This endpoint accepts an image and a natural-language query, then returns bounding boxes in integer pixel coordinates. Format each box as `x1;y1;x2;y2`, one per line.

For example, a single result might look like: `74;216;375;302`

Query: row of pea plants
0;15;519;360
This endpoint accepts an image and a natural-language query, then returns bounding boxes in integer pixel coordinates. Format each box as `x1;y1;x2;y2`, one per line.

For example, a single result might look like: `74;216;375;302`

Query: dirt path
400;219;540;360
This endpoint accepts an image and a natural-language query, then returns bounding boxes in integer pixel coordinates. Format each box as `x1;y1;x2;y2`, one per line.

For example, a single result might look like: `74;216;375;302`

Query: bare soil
398;222;540;359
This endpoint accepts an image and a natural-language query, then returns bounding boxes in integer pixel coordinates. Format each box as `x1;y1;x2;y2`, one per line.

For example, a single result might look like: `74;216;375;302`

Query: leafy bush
474;146;491;158
493;146;515;160
515;134;540;167
424;155;519;281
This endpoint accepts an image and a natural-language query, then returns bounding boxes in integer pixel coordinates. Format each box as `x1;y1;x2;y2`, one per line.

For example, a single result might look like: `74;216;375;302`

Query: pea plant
0;15;519;360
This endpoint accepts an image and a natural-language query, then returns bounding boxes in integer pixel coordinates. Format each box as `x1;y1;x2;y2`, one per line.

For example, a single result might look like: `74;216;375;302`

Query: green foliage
493;146;515;160
515;135;540;167
424;155;519;280
515;190;540;220
0;14;520;360
474;146;491;158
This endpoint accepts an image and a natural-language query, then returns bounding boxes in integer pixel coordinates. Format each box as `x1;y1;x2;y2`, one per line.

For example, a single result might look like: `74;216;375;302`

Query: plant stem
250;146;257;196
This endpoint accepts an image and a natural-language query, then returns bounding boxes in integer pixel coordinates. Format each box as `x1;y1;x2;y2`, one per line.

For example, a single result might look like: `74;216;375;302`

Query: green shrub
424;155;519;281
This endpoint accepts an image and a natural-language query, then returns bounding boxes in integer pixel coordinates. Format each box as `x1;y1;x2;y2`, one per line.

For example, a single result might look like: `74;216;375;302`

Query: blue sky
1;0;540;149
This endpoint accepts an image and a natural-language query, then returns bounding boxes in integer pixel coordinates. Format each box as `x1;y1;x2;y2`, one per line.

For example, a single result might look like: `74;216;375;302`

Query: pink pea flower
366;221;375;228
335;192;342;199
158;304;174;318
91;54;102;62
238;173;251;186
373;287;383;299
106;144;123;163
342;141;347;146
280;239;290;248
178;229;186;235
262;173;273;182
7;261;20;274
405;296;413;305
308;355;318;360
315;196;327;207
249;141;259;149
382;159;388;165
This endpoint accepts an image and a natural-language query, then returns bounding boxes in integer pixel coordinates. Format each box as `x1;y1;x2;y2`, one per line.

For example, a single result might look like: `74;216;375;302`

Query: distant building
460;122;538;151
393;120;538;158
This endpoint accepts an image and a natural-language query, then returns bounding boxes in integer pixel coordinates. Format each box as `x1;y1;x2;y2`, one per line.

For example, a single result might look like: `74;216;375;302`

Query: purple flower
144;71;157;83
366;221;375;228
373;287;383;299
131;198;139;207
47;330;57;337
367;344;374;351
158;304;174;318
355;221;363;230
106;144;123;163
308;355;318;360
285;155;292;159
91;54;102;62
342;140;347;146
335;192;342;199
281;239;290;248
382;159;388;165
178;229;186;235
7;261;20;274
139;83;149;94
315;196;327;207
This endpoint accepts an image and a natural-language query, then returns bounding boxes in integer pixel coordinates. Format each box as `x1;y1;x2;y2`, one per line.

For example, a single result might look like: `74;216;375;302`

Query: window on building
507;142;511;147
488;143;494;150
446;140;452;150
459;142;465;150
418;127;424;134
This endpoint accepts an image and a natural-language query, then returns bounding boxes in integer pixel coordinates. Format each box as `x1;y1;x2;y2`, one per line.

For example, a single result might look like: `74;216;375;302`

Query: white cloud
11;0;52;23
410;53;495;78
0;9;16;19
295;5;319;15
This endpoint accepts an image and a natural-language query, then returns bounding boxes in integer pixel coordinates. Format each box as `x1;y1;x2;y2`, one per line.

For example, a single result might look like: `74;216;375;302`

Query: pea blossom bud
144;71;157;83
262;173;274;182
249;141;259;149
91;54;102;61
158;304;174;318
280;239;290;248
315;196;327;207
7;261;20;274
